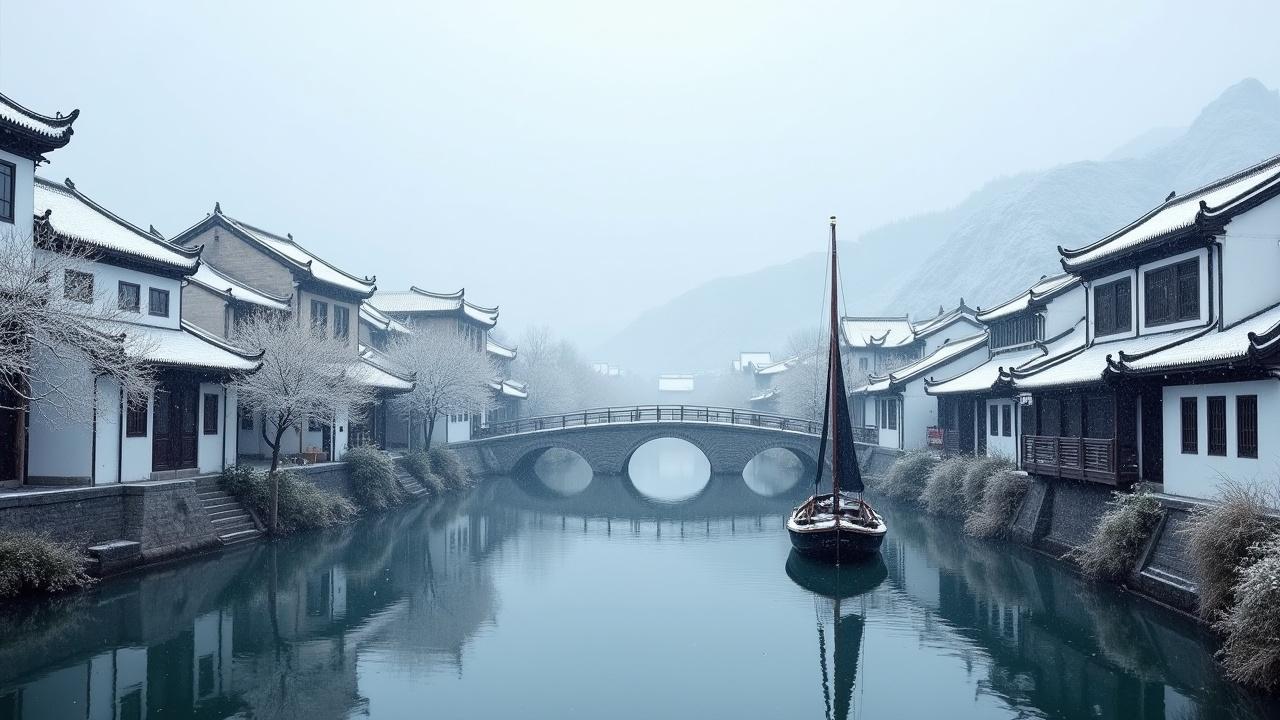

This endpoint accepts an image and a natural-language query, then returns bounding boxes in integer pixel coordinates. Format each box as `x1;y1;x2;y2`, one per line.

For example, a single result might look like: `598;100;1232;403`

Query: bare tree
230;310;373;532
0;229;156;479
777;328;827;421
514;324;605;415
385;324;495;450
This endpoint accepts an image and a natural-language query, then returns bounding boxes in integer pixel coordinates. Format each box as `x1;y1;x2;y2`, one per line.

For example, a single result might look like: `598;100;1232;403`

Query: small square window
149;287;170;317
118;282;140;312
64;269;94;303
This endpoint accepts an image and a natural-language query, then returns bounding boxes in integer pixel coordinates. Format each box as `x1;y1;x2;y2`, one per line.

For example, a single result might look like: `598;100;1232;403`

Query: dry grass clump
1215;532;1280;690
221;465;357;535
428;446;475;492
1076;490;1163;582
345;445;407;512
404;452;445;495
0;532;94;598
1181;481;1275;619
919;457;972;516
964;470;1029;539
961;456;1014;515
873;450;938;501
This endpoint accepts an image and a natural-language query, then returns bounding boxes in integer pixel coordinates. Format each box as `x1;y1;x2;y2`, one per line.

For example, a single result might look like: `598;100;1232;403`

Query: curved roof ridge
195;261;292;304
180;319;265;361
409;286;465;301
38;176;203;261
226;214;376;286
0;93;79;132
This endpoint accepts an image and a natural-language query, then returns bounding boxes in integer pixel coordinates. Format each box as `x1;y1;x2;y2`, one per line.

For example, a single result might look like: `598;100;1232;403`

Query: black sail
829;339;863;493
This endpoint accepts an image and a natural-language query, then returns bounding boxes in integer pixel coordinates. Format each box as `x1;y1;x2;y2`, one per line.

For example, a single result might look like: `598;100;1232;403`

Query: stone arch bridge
451;406;829;477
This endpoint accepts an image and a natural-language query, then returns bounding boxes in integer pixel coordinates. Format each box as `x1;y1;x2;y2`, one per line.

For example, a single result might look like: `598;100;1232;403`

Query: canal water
1;440;1275;719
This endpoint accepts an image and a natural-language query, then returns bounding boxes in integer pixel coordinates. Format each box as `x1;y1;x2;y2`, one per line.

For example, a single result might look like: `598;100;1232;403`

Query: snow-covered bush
0;532;94;598
1182;481;1275;619
964;470;1029;539
961;456;1014;516
1076;490;1163;581
345;446;406;512
1215;532;1280;690
919;456;972;516
429;447;474;492
220;465;356;536
873;450;937;501
404;452;445;496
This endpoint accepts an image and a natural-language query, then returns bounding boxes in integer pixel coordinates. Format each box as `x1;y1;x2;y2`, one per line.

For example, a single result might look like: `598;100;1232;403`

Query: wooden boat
787;217;888;562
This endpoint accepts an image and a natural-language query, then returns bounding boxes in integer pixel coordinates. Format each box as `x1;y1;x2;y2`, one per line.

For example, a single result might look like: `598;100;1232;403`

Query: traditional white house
925;273;1085;460
486;335;527;428
27;177;261;483
170;206;378;463
985;153;1280;500
0;91;78;483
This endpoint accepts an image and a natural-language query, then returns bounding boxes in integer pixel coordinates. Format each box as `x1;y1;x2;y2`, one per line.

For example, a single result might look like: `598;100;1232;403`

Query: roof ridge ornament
1166;190;1177;202
214;201;222;215
148;224;164;239
64;177;75;190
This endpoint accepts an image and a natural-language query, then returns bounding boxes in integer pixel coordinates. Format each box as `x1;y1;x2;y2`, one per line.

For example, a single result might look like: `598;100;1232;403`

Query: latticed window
991;315;1042;349
1144;258;1199;326
1094;277;1131;336
0;160;15;223
203;393;219;435
1001;405;1012;437
1237;395;1258;459
126;392;148;437
149;287;169;317
1180;397;1198;454
1207;396;1226;456
989;405;999;436
118;281;140;312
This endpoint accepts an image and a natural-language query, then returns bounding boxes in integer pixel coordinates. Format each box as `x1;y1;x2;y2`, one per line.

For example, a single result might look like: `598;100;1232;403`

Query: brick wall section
181;282;229;338
185;225;296;299
0;480;219;562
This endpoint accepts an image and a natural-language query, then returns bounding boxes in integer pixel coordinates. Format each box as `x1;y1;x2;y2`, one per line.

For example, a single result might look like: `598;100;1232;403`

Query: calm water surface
1;442;1275;719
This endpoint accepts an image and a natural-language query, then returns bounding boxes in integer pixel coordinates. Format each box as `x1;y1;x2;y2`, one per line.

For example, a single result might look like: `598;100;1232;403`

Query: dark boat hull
787;524;885;561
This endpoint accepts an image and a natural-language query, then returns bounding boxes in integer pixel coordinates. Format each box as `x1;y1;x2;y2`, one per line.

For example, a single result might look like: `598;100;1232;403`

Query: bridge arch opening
742;447;809;496
625;437;711;502
512;447;594;497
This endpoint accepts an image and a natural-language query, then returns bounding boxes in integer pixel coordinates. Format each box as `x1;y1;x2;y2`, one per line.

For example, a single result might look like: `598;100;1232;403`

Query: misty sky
1;1;1277;347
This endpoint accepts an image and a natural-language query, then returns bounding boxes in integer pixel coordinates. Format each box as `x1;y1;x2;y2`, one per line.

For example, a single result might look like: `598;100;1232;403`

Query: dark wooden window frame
239;406;254;431
311;300;329;336
1144;258;1200;327
1001;404;1012;437
333;305;350;345
0;159;15;223
1180;397;1198;454
989;404;1000;437
118;281;141;312
64;269;94;303
1093;277;1132;337
1237;395;1258;459
148;287;170;317
125;392;148;437
1207;395;1226;456
203;392;219;435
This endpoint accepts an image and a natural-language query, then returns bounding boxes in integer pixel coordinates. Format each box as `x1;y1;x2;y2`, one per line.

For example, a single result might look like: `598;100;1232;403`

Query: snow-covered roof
748;387;780;402
369;287;499;328
977;273;1080;322
1010;327;1203;390
354;345;414;392
735;351;773;372
911;302;979;338
487;336;517;360
925;346;1046;396
98;319;261;372
34;177;201;274
841;316;917;348
171;208;375;297
0;92;77;157
1062;153;1280;272
359;303;410;335
755;355;801;376
1109;304;1280;375
189;262;291;310
854;332;989;394
658;374;695;392
489;379;529;399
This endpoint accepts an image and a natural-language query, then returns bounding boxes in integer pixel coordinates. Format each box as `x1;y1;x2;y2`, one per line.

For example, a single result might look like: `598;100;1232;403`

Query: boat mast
828;216;841;521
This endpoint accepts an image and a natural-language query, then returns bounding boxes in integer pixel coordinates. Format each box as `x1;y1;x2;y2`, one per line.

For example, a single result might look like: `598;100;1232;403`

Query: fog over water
3;1;1278;359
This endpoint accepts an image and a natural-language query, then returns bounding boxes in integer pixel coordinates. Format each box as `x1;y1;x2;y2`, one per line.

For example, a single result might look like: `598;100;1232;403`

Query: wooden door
1139;390;1163;483
153;383;199;472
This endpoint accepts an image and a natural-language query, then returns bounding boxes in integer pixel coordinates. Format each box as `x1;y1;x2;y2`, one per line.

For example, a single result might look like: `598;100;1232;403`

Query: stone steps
195;477;263;546
397;470;429;498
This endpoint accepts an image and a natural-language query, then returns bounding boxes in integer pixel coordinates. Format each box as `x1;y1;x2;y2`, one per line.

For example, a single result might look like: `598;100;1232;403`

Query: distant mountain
598;78;1280;373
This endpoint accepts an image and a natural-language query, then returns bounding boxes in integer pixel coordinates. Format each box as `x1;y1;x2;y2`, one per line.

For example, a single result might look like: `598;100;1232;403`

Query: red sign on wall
926;426;945;448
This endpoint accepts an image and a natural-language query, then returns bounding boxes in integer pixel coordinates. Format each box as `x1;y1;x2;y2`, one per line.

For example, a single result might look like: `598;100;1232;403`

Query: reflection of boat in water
785;550;887;599
788;217;887;561
786;549;883;720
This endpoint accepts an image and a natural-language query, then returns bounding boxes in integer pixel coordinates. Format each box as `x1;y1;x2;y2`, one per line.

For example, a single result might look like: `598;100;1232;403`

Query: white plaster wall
27;349;93;480
332;405;350;461
1042;284;1086;338
197;383;225;473
120;388;154;482
40;250;184;330
93;376;121;484
1136;247;1211;336
1162;379;1280;502
1221;198;1280;326
921;317;984;355
900;346;989;451
984;398;1018;459
1087;268;1139;343
1;149;35;239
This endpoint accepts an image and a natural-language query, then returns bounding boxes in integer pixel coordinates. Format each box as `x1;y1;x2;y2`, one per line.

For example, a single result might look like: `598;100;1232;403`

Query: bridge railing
472;405;822;439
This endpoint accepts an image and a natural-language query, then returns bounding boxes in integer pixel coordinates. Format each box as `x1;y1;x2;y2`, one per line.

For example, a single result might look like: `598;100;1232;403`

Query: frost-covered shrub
1215;532;1280;690
961;456;1014;516
0;532;94;598
919;457;972;516
404;452;445;496
346;445;406;512
221;465;356;535
964;470;1029;539
429;447;474;492
1182;481;1276;619
874;450;938;502
1076;490;1163;581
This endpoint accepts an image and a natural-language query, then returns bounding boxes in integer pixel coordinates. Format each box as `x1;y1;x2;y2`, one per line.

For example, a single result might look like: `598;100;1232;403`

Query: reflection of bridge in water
458;405;825;476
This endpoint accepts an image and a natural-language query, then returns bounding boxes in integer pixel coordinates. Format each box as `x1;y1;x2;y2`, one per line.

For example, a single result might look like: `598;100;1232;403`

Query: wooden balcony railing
1020;435;1120;485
